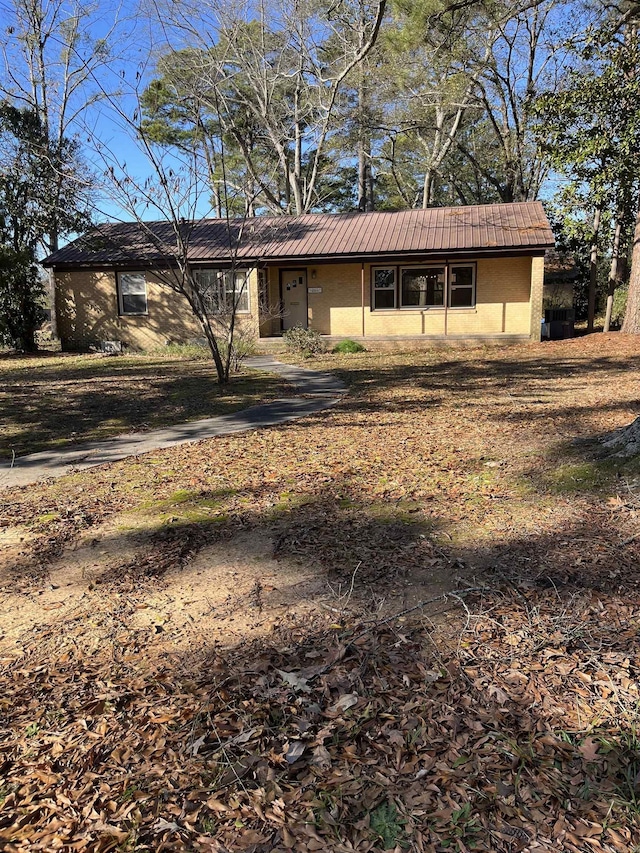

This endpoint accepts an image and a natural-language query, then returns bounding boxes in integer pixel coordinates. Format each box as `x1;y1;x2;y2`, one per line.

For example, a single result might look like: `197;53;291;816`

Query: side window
372;267;396;309
449;265;475;307
118;272;147;315
228;271;250;313
194;268;223;314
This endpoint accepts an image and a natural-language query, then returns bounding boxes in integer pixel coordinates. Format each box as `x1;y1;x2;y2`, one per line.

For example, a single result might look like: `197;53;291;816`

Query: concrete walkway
0;357;346;491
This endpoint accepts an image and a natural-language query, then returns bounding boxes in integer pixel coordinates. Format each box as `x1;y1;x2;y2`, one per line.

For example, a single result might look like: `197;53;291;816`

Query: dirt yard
2;334;640;852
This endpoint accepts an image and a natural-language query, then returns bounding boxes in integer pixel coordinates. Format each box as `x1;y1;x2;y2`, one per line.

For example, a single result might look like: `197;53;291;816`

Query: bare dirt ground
2;334;640;852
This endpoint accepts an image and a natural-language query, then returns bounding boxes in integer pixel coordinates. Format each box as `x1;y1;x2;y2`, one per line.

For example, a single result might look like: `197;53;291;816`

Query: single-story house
42;202;555;350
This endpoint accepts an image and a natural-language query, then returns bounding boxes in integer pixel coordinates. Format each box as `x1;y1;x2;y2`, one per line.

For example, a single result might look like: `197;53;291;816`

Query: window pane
195;268;224;314
401;268;444;307
372;268;395;310
120;273;147;314
122;293;147;314
450;286;473;307
451;266;473;288
224;271;249;312
374;269;395;289
374;288;395;309
120;273;145;295
194;269;218;289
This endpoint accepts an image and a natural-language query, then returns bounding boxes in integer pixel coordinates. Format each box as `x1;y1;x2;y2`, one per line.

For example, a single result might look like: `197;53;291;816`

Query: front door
282;270;308;330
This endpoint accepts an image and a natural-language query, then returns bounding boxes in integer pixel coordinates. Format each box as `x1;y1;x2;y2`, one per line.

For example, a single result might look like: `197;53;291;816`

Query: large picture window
449;264;476;307
401;267;445;308
193;268;250;314
118;272;148;315
370;262;477;311
372;267;396;309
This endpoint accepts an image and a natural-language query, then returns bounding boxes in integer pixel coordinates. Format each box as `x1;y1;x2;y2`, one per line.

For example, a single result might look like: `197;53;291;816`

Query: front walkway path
0;357;346;492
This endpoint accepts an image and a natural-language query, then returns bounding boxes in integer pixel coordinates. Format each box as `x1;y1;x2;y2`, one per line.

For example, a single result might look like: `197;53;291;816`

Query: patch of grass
118;784;139;804
36;513;59;524
269;491;317;516
124;488;236;531
146;342;210;360
542;455;640;494
332;339;366;354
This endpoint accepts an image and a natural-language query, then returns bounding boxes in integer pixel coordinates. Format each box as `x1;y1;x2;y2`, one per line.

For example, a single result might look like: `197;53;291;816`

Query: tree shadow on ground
1;363;291;458
2;504;640;851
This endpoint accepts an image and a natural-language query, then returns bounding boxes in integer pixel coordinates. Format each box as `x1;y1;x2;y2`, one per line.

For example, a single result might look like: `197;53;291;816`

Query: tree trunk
356;16;373;213
422;168;434;209
587;204;603;333
604;216;623;333
622;201;640;334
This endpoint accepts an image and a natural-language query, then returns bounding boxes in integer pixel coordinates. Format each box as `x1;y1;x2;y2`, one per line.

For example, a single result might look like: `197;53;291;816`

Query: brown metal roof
43;202;554;268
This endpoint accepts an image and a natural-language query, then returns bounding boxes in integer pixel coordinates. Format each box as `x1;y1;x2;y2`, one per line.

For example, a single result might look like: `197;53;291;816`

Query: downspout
361;262;365;337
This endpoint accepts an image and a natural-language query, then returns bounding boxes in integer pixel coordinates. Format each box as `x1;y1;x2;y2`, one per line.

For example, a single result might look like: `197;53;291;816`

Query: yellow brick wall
308;264;365;336
265;255;538;339
55;255;542;347
55;268;260;350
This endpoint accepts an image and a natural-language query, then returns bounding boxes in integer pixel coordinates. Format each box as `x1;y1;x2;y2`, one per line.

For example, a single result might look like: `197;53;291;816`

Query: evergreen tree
0;103;89;350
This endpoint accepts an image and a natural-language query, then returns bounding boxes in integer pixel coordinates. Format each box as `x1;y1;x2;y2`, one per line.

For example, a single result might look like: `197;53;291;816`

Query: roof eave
45;241;554;270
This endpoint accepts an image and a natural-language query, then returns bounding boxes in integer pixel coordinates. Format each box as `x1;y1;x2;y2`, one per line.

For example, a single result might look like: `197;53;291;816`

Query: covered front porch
257;254;543;342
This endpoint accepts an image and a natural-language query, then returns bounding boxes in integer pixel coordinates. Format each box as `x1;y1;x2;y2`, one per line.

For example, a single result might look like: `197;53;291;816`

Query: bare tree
145;0;386;215
0;0;122;252
78;53;280;383
467;0;572;203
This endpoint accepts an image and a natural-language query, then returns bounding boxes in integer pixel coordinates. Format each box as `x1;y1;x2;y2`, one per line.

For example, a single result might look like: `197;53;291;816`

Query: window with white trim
449;264;475;308
372;267;396;309
193;268;250;314
401;266;445;308
118;271;148;315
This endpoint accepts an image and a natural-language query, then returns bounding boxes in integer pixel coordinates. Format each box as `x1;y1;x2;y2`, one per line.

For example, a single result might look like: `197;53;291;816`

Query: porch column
361;262;365;337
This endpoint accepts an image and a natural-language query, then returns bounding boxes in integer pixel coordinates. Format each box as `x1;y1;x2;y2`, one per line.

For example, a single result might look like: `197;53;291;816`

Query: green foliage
282;326;326;357
0;246;45;351
534;26;640;304
332;338;366;354
612;285;628;328
0;102;90;351
0;102;91;253
369;801;405;849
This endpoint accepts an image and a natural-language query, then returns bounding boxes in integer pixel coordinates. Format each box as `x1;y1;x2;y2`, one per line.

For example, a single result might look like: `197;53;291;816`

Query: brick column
529;255;544;341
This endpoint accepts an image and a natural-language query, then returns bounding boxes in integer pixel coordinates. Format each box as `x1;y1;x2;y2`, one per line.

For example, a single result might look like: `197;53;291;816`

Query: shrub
149;331;257;372
282;326;326;357
612;285;628;329
0;247;45;352
332;338;366;354
219;331;257;372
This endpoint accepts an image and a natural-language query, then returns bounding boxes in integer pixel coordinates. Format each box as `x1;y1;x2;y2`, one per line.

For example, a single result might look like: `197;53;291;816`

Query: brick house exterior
43;203;553;350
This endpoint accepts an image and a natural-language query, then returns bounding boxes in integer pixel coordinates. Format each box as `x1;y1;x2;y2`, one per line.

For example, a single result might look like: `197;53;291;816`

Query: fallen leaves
1;587;640;851
3;338;640;850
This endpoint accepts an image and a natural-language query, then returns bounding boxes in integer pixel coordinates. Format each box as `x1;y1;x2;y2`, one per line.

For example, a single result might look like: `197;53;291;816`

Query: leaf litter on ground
3;336;640;850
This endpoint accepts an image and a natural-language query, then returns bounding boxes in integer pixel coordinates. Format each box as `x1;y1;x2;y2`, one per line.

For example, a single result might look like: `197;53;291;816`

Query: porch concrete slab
0;357;346;492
